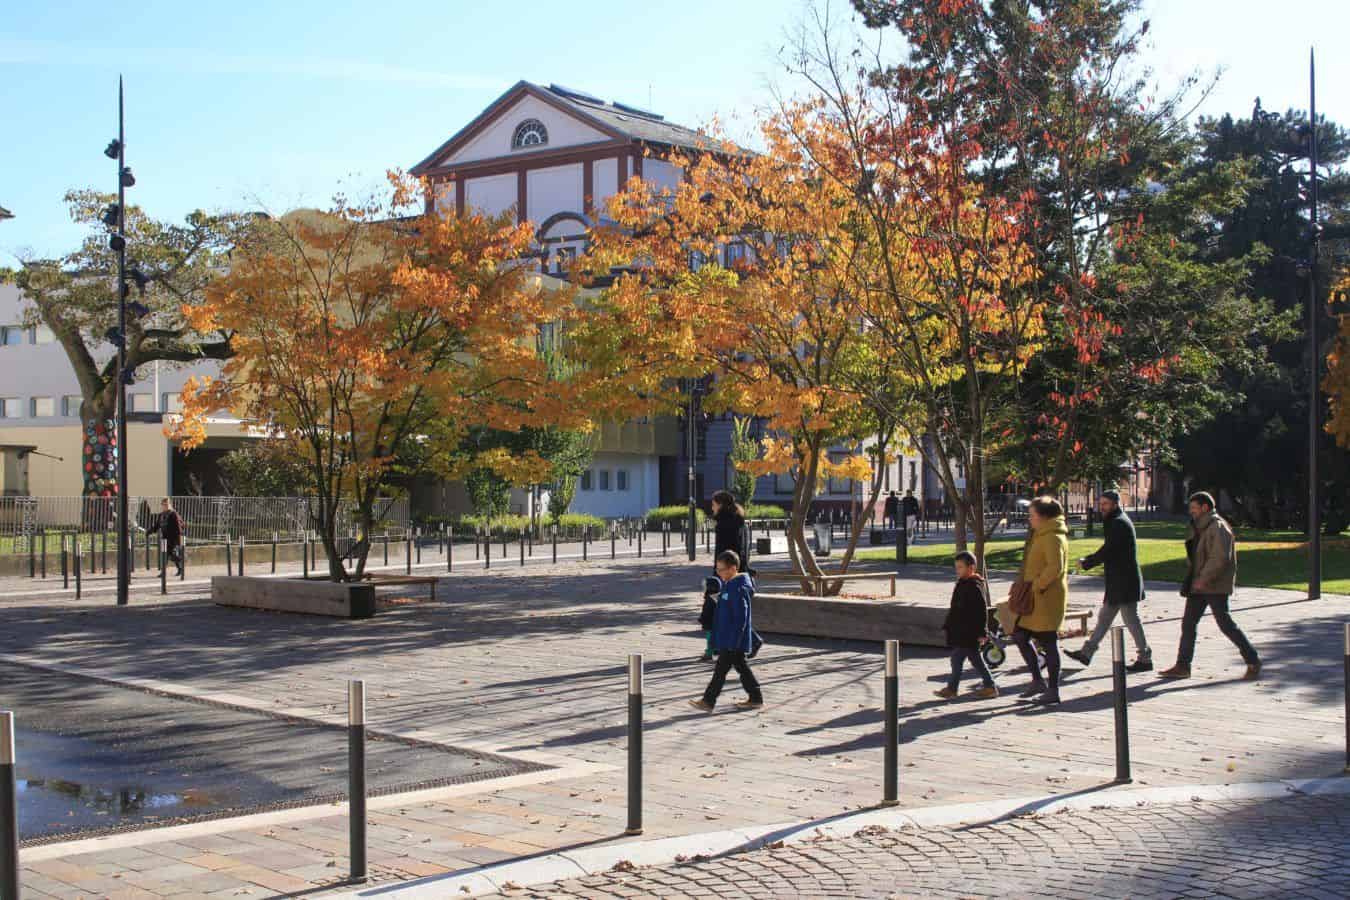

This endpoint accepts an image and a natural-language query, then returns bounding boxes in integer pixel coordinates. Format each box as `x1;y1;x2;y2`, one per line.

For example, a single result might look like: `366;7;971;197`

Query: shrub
745;504;788;520
556;513;606;531
645;505;707;529
456;513;531;534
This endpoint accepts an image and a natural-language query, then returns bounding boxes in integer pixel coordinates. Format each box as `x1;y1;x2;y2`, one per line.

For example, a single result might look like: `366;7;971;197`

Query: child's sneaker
933;687;958;700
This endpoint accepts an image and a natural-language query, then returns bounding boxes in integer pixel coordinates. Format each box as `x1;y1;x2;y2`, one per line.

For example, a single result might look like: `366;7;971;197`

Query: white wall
569;452;659;519
644;158;683;195
592;158;619;216
444;94;610;166
527;164;583;223
465;172;518;218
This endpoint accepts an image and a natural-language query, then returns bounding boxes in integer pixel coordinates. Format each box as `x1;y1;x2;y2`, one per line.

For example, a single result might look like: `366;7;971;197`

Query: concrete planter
212;575;376;619
754;592;945;647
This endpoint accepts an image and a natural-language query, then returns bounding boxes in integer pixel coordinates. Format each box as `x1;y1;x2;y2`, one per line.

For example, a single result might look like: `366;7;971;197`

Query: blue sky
2;0;1346;265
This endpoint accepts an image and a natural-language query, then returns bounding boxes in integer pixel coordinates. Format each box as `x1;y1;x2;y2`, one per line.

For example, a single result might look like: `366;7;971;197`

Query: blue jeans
948;646;995;691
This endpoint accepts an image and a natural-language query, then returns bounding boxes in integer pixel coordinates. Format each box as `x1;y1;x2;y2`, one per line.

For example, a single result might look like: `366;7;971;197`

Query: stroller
983;607;1049;672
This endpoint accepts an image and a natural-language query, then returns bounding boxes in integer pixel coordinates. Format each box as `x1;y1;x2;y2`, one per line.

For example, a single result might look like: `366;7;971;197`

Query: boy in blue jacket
689;550;764;711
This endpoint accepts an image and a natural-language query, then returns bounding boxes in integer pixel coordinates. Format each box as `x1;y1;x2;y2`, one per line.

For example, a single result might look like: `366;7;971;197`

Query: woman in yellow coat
1014;496;1070;704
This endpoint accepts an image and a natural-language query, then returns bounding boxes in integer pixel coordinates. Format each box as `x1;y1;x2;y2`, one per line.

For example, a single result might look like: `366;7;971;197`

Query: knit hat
1101;490;1121;504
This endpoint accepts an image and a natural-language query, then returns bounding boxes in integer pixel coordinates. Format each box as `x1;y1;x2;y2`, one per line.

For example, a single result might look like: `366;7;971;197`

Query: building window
775;471;794;495
512;119;549;150
30;397;54;417
616;470;629;492
724;241;748;267
1;326;23;346
580;470;593;491
0;398;20;418
32;325;54;345
599;470;611;491
131;393;155;412
162;392;182;413
689;250;707;272
62;395;82;417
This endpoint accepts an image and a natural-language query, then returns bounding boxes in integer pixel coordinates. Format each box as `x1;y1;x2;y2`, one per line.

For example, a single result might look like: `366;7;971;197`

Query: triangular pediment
411;82;626;175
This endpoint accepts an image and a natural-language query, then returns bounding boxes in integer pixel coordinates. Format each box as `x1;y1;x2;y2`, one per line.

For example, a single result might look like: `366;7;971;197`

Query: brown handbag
1008;579;1035;616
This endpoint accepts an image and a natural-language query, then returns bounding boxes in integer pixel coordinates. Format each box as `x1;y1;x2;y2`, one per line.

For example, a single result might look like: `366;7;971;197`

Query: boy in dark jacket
935;551;997;699
689;551;764;711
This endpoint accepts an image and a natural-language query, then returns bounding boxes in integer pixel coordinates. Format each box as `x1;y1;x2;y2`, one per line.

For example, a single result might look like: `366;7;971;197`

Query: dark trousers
1177;593;1259;667
161;542;183;573
948;646;995;690
702;651;763;707
1013;628;1061;694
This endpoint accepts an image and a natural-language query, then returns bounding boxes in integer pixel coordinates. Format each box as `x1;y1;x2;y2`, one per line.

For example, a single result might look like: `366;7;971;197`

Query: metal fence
0;495;411;552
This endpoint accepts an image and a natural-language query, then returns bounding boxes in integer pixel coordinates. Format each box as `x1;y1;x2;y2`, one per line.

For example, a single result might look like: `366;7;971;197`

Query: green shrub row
645;505;708;529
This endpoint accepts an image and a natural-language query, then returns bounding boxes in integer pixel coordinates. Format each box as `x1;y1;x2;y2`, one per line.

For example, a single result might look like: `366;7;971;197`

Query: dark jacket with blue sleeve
710;573;756;653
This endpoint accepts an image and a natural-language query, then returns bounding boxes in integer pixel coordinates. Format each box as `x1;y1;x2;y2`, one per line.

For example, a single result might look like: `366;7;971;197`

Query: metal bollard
383;530;389;566
238;537;245;576
1111;627;1132;784
181;536;187;581
447;526;454;573
626;654;643;835
611;527;617;560
348;680;368;884
406;529;412;574
145;529;151;570
475;529;481;560
883;640;899;806
225;536;233;576
416;528;422;565
520;533;525;567
28;533;35;579
439;525;446;557
302;535;309;579
61;533;69;589
896;521;908;565
1;711;18;900
101;528;108;574
309;535;316;570
40;529;46;579
552;526;558;564
583;526;589;562
127;530;134;574
638;525;644;559
1343;623;1349;773
160;539;167;595
74;539;81;600
88;532;95;575
271;533;278;573
484;531;491;570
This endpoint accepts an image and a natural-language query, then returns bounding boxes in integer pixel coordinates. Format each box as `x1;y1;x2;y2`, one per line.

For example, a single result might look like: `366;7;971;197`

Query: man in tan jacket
1160;492;1261;680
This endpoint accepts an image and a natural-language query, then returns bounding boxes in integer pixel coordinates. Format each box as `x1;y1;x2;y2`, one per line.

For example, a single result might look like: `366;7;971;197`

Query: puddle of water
15;725;238;837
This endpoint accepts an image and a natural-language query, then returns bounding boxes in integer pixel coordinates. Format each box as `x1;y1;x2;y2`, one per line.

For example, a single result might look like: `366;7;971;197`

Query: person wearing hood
935;551;998;700
1066;490;1153;672
689;550;764;711
1012;496;1070;704
1160;492;1261;681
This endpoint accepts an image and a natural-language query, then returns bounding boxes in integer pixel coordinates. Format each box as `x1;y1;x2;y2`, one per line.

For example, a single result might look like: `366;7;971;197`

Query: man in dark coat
1066;490;1152;671
883;492;899;529
901;490;921;543
146;498;185;577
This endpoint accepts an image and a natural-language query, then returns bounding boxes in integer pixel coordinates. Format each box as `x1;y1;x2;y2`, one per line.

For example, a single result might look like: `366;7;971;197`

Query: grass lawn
857;520;1349;595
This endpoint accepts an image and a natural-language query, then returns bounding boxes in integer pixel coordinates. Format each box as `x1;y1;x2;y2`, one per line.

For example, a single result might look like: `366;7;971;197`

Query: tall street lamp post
684;377;704;562
1307;49;1322;601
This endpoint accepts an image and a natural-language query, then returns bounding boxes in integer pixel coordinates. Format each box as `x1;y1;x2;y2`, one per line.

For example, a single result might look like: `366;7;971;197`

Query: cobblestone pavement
487;795;1350;899
1;551;1346;898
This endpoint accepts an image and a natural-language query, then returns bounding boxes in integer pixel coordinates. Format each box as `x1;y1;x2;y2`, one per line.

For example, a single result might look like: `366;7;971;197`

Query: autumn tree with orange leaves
576;117;903;587
172;179;584;580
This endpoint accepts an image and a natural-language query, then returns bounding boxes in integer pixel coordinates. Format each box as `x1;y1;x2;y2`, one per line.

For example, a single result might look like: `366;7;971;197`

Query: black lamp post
1307;49;1322;600
106;77;133;607
683;377;705;561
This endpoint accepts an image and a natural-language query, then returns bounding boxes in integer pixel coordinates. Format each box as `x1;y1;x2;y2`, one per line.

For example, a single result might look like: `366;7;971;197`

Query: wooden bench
1060;606;1094;639
754;570;897;597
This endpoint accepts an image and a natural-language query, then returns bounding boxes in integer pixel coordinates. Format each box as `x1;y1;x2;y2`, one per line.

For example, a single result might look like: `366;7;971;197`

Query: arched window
512;119;548;150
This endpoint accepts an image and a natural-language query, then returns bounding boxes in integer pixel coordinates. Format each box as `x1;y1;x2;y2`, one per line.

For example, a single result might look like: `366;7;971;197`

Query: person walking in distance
711;489;749;572
1011;496;1070;704
689;551;764;711
147;498;184;577
1160;492;1262;681
901;490;921;543
1066;490;1153;672
883;491;899;530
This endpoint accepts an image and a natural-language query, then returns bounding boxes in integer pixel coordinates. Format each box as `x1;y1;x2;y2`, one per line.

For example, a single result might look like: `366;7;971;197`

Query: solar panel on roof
612;101;664;121
549;83;605;104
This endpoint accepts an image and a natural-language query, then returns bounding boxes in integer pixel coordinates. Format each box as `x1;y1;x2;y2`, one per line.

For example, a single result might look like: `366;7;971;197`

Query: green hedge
645;505;708;529
745;504;787;520
453;512;607;534
554;513;607;531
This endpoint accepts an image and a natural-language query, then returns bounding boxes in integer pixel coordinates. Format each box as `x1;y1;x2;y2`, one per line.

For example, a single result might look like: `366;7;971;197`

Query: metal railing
0;495;410;552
